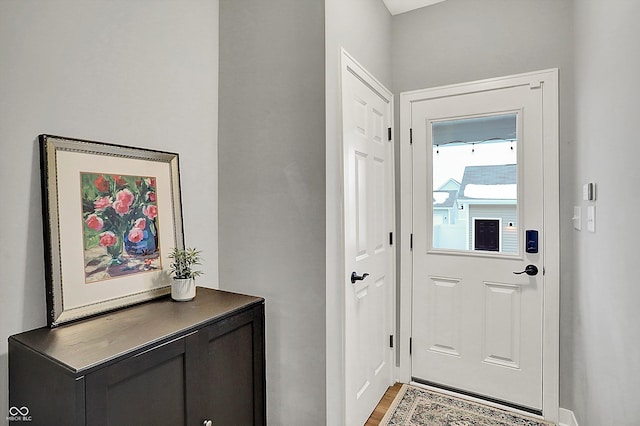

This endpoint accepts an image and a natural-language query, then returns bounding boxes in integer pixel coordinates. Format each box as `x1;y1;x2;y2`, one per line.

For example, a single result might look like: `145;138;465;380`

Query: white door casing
398;70;559;422
341;49;395;426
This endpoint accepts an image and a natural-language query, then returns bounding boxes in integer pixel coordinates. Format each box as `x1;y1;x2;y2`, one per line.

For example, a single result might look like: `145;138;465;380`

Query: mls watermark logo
7;406;32;422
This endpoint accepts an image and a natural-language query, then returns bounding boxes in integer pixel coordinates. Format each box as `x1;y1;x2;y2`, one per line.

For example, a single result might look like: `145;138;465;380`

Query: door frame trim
398;69;559;423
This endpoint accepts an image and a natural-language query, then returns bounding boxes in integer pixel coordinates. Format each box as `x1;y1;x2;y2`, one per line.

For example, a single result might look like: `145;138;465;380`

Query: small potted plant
168;247;203;301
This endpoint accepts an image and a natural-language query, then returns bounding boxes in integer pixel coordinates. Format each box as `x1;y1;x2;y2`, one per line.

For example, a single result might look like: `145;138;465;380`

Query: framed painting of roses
39;134;184;327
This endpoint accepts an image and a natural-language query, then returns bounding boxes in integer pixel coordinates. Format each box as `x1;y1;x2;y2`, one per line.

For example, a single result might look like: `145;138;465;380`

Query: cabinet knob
203;420;213;426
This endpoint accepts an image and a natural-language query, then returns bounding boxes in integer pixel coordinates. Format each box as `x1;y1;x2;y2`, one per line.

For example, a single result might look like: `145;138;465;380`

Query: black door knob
513;264;538;276
351;272;370;284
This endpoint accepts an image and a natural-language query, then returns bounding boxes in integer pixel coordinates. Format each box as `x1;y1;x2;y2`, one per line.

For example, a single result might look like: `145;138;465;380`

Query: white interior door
341;50;394;426
411;75;551;413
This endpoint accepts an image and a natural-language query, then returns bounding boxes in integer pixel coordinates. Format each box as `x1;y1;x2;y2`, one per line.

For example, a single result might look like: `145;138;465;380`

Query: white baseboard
558;408;579;426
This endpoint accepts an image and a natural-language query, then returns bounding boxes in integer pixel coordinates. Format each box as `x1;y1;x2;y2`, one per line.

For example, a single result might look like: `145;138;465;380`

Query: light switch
587;205;595;233
573;206;581;231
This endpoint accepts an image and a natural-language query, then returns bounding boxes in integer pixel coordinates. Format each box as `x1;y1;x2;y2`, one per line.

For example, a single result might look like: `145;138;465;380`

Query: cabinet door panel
206;306;265;425
209;323;254;424
86;336;193;426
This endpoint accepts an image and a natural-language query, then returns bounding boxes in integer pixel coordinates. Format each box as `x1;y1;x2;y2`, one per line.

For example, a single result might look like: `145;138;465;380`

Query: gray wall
0;1;219;423
569;1;640;425
218;1;326;424
392;0;573;92
391;0;576;417
325;0;392;423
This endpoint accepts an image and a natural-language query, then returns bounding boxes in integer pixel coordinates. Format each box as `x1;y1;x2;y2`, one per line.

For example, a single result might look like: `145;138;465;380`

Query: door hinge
409;128;413;145
388;127;392;141
409;337;412;355
390;335;394;348
389;232;393;246
410;233;413;250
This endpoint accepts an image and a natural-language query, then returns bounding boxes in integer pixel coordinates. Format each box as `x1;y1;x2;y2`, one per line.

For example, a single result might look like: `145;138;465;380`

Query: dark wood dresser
9;287;265;426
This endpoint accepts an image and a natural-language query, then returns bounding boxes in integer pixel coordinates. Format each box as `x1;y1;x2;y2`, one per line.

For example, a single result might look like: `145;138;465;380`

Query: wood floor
364;382;404;425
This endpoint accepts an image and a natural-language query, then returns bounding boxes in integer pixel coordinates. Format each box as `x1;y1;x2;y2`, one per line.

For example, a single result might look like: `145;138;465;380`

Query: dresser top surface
10;287;263;374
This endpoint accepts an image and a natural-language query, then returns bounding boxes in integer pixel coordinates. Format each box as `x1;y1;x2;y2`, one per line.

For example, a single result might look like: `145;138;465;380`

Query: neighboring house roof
433;190;458;207
437;178;461;191
458;164;517;200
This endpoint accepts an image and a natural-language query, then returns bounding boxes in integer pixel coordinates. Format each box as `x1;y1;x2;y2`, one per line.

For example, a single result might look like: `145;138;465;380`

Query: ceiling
382;0;446;15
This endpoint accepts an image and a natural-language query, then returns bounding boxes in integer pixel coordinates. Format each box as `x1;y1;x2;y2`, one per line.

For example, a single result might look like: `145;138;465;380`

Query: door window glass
431;114;518;254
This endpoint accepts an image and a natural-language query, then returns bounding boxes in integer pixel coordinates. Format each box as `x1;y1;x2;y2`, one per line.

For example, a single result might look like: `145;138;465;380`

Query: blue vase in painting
125;218;158;256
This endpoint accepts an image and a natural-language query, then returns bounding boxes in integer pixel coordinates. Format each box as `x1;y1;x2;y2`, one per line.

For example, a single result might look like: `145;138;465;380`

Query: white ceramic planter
171;278;196;301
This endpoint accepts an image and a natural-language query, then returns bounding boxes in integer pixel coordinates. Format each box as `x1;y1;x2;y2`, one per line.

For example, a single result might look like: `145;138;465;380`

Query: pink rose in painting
113;189;134;216
113;200;130;216
146;191;156;202
147;178;156;188
93;196;112;211
116;188;134;205
128;227;144;243
99;231;117;247
143;205;158;220
134;218;146;229
85;214;104;231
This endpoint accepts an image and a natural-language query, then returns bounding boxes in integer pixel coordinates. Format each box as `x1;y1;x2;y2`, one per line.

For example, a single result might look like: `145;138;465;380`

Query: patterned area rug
380;385;554;426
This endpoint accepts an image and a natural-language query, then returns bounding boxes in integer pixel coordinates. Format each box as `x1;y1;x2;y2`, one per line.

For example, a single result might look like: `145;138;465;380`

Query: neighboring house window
473;218;501;252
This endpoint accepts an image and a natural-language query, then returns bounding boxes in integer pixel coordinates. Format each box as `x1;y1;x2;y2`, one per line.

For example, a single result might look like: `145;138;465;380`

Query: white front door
341;50;394;426
410;71;558;414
